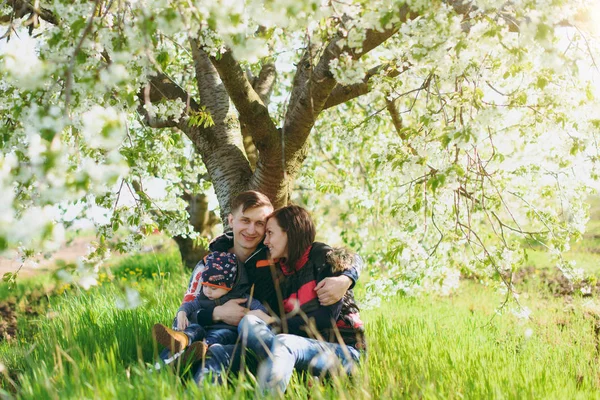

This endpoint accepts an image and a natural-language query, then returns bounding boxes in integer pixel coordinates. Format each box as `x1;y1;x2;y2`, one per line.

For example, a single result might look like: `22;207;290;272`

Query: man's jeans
237;314;361;393
193;319;257;383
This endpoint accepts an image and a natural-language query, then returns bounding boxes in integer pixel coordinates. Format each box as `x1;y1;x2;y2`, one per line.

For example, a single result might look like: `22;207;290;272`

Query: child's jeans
184;323;238;346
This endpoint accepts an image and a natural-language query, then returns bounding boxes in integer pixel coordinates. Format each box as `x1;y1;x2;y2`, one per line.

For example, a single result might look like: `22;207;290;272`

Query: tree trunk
139;16;411;268
171;42;257;269
173;192;220;269
173;235;208;270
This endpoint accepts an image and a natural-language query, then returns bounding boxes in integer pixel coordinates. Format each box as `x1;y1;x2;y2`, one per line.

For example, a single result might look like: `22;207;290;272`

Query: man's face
228;205;273;251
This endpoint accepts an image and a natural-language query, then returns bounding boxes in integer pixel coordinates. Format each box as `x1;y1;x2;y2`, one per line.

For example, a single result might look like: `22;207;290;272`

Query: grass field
2;201;600;399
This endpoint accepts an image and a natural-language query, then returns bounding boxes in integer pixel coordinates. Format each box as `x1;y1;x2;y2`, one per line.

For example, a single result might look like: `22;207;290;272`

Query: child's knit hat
201;251;238;291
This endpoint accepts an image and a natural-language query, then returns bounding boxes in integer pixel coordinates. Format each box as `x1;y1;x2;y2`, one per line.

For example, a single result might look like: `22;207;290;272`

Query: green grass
3;196;600;399
109;247;183;280
0;274;53;303
367;285;600;399
2;254;600;398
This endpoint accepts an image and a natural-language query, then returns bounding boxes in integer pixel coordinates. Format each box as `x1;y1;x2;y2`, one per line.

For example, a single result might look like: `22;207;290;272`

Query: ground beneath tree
0;237;94;344
0;235;170;343
0;237;95;278
0;290;50;343
513;265;600;297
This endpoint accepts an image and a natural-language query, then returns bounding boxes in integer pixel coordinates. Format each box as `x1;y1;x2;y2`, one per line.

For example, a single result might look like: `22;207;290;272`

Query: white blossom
1;35;45;90
116;287;143;310
511;306;532;320
81;106;127;150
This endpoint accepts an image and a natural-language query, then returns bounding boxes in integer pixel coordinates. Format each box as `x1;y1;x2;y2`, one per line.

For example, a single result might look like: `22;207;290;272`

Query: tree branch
209;50;279;151
5;0;59;25
241;62;277;170
247;5;419;206
137;72;199;130
64;0;101;116
252;62;277;105
283;5;416;159
323;64;406;109
387;98;404;137
188;40;253;218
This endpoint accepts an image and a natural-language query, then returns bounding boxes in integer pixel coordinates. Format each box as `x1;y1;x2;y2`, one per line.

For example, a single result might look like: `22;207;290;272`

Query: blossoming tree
0;0;598;299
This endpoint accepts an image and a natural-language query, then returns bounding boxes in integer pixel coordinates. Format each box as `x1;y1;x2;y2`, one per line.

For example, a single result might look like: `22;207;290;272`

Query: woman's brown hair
268;205;316;268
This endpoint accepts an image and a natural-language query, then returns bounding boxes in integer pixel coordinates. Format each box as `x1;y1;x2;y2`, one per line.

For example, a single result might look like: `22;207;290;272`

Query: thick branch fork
210;50;278;149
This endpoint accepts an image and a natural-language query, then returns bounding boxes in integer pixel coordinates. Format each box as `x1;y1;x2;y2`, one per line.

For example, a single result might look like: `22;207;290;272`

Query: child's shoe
152;323;189;353
179;341;208;365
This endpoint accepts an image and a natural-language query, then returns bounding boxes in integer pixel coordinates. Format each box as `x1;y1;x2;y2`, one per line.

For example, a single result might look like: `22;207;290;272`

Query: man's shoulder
244;244;269;268
310;243;358;273
310;242;332;258
208;232;234;252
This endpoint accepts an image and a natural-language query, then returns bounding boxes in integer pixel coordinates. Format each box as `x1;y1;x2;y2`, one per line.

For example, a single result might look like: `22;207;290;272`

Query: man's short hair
230;191;272;213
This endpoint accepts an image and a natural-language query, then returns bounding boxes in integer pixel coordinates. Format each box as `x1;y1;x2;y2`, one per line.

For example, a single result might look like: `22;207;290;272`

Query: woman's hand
314;276;352;305
176;311;189;330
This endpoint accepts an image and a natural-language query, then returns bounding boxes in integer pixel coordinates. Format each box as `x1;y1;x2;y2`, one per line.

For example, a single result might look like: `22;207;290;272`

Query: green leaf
48;32;63;48
157;51;170;70
536;75;548;90
76;50;88;65
70;18;87;36
535;23;552;42
512;92;527;106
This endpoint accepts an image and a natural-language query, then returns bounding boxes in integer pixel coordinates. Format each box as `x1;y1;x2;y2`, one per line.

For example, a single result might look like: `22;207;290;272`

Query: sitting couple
152;191;366;393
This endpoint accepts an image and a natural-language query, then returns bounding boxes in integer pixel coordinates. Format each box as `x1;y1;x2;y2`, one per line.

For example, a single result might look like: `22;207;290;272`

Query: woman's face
264;217;288;260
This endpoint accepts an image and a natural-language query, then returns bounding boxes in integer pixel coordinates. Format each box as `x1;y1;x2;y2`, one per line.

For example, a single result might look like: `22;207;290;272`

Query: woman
239;205;366;394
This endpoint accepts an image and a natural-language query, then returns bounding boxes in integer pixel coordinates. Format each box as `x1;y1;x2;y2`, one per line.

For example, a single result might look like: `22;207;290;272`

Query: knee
238;314;263;335
308;348;360;378
308;352;339;378
201;344;231;375
276;334;296;346
275;334;305;352
205;343;225;359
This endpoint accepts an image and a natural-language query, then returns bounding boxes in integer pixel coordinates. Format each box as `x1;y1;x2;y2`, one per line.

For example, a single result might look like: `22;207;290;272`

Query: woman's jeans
237;314;361;393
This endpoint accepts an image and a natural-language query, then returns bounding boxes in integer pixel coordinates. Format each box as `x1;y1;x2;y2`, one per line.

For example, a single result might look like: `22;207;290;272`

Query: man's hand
213;298;247;326
246;309;275;324
315;276;352;306
176;311;189;330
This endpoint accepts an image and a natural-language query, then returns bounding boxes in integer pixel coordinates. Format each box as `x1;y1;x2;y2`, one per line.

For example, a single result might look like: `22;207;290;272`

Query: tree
0;0;598;301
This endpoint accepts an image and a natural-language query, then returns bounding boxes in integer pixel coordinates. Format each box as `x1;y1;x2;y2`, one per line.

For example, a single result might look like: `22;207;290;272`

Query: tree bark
187;40;253;222
173;193;219;269
241;63;277;170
